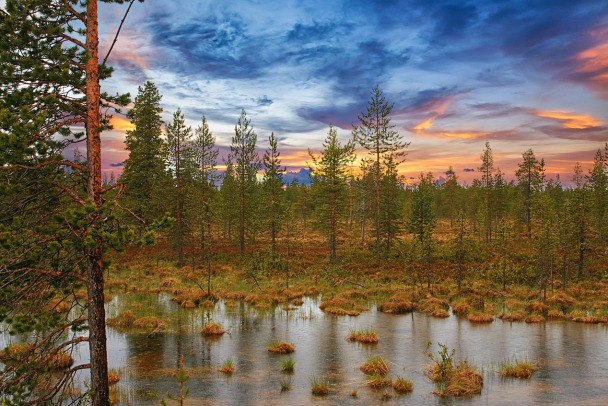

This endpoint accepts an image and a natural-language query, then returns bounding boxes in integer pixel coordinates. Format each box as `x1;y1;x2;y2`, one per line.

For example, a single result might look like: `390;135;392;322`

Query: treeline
117;82;608;293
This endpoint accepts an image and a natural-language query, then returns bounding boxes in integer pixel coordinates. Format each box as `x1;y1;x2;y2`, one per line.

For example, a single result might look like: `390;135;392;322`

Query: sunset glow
95;0;608;185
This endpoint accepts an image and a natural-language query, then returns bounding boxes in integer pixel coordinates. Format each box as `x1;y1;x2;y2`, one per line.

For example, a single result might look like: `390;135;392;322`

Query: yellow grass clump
468;312;494;323
347;328;379;344
359;356;389;375
499;359;537;379
106;310;137;329
200;321;226;336
378;292;415;314
268;341;295;354
393;376;414;393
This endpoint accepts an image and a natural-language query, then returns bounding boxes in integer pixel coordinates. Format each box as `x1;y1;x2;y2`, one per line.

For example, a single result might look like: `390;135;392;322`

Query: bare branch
102;0;137;66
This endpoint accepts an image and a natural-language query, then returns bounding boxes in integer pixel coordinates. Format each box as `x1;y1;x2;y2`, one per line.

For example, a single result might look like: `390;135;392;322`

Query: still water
83;294;607;405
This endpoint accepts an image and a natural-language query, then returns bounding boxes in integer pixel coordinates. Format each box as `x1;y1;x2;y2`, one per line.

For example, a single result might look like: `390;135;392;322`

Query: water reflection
4;293;603;405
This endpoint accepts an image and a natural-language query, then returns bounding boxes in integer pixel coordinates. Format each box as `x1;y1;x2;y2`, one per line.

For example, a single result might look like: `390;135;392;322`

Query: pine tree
262;132;285;256
443;166;459;228
193;115;218;293
165;109;193;267
229;109;261;255
353;85;408;261
586;146;608;247
409;172;436;289
478;141;495;242
309;126;355;264
515;149;545;238
0;1;138;403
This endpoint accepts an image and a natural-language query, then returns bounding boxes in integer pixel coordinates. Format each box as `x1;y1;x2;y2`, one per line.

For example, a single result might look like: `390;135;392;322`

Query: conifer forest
1;0;608;405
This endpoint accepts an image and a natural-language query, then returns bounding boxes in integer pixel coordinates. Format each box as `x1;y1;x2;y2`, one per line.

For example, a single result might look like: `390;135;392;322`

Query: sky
94;0;608;185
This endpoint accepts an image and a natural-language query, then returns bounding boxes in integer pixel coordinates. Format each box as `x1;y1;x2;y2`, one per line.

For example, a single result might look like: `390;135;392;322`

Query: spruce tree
409;172;436;289
120;81;167;225
515;149;545;238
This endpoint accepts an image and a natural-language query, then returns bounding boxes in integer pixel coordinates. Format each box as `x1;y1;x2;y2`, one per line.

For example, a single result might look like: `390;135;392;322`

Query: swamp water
13;293;608;405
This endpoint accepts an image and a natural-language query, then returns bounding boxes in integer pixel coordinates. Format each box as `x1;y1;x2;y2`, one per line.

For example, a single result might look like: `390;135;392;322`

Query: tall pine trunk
85;1;110;404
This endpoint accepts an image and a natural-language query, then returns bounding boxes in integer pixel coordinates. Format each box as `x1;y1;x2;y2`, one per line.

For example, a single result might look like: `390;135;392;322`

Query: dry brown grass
108;371;120;386
393;376;414;393
451;303;471;316
200;321;225;336
524;314;545;323
106;310;136;328
133;316;165;329
440;365;483;397
347;328;379;344
499;359;537;379
360;356;389;375
366;374;392;387
468;312;494;323
268;342;295;354
498;312;524;322
378;292;415;314
525;301;548;315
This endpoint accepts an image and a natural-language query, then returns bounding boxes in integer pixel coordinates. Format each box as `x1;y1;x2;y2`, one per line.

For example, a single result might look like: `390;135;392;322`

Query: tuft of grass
108;370;120;386
281;357;295;372
200;321;226;336
106;310;136;329
366;373;392;387
425;342;483;397
381;390;393;400
499;358;537;379
218;358;235;374
524;314;545;323
280;378;292;391
393;375;414;393
311;376;329;395
360;355;389;375
467;312;494;323
268;341;295;354
347;328;379;344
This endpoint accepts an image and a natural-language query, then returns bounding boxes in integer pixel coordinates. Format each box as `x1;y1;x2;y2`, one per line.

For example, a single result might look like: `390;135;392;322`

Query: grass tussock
281;357;295;372
524;314;545;323
311;376;329;395
280;378;291;391
392;376;414;393
319;296;368;316
360;356;389;375
499;359;537;379
108;370;120;386
418;297;450;317
378;292;415;314
347;328;379;344
366;373;392;387
268;341;295;354
451;303;471;316
218;359;235;374
200;321;225;336
133;316;165;329
467;312;494;323
425;342;483;397
106;310;136;329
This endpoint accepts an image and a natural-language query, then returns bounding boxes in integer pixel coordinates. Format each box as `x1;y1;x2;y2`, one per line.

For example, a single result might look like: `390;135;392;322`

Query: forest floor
104;225;608;332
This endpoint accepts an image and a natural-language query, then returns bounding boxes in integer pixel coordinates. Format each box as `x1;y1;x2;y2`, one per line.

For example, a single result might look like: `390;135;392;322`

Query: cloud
526;109;602;129
463;168;475;172
252;95;273;107
110;162;124;167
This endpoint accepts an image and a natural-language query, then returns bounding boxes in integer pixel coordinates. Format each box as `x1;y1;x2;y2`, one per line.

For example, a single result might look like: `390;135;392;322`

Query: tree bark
85;1;110;404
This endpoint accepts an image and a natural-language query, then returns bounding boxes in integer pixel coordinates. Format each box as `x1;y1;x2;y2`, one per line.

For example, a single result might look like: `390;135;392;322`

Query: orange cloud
527;109;602;129
575;41;608;88
109;116;135;132
413;97;454;133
